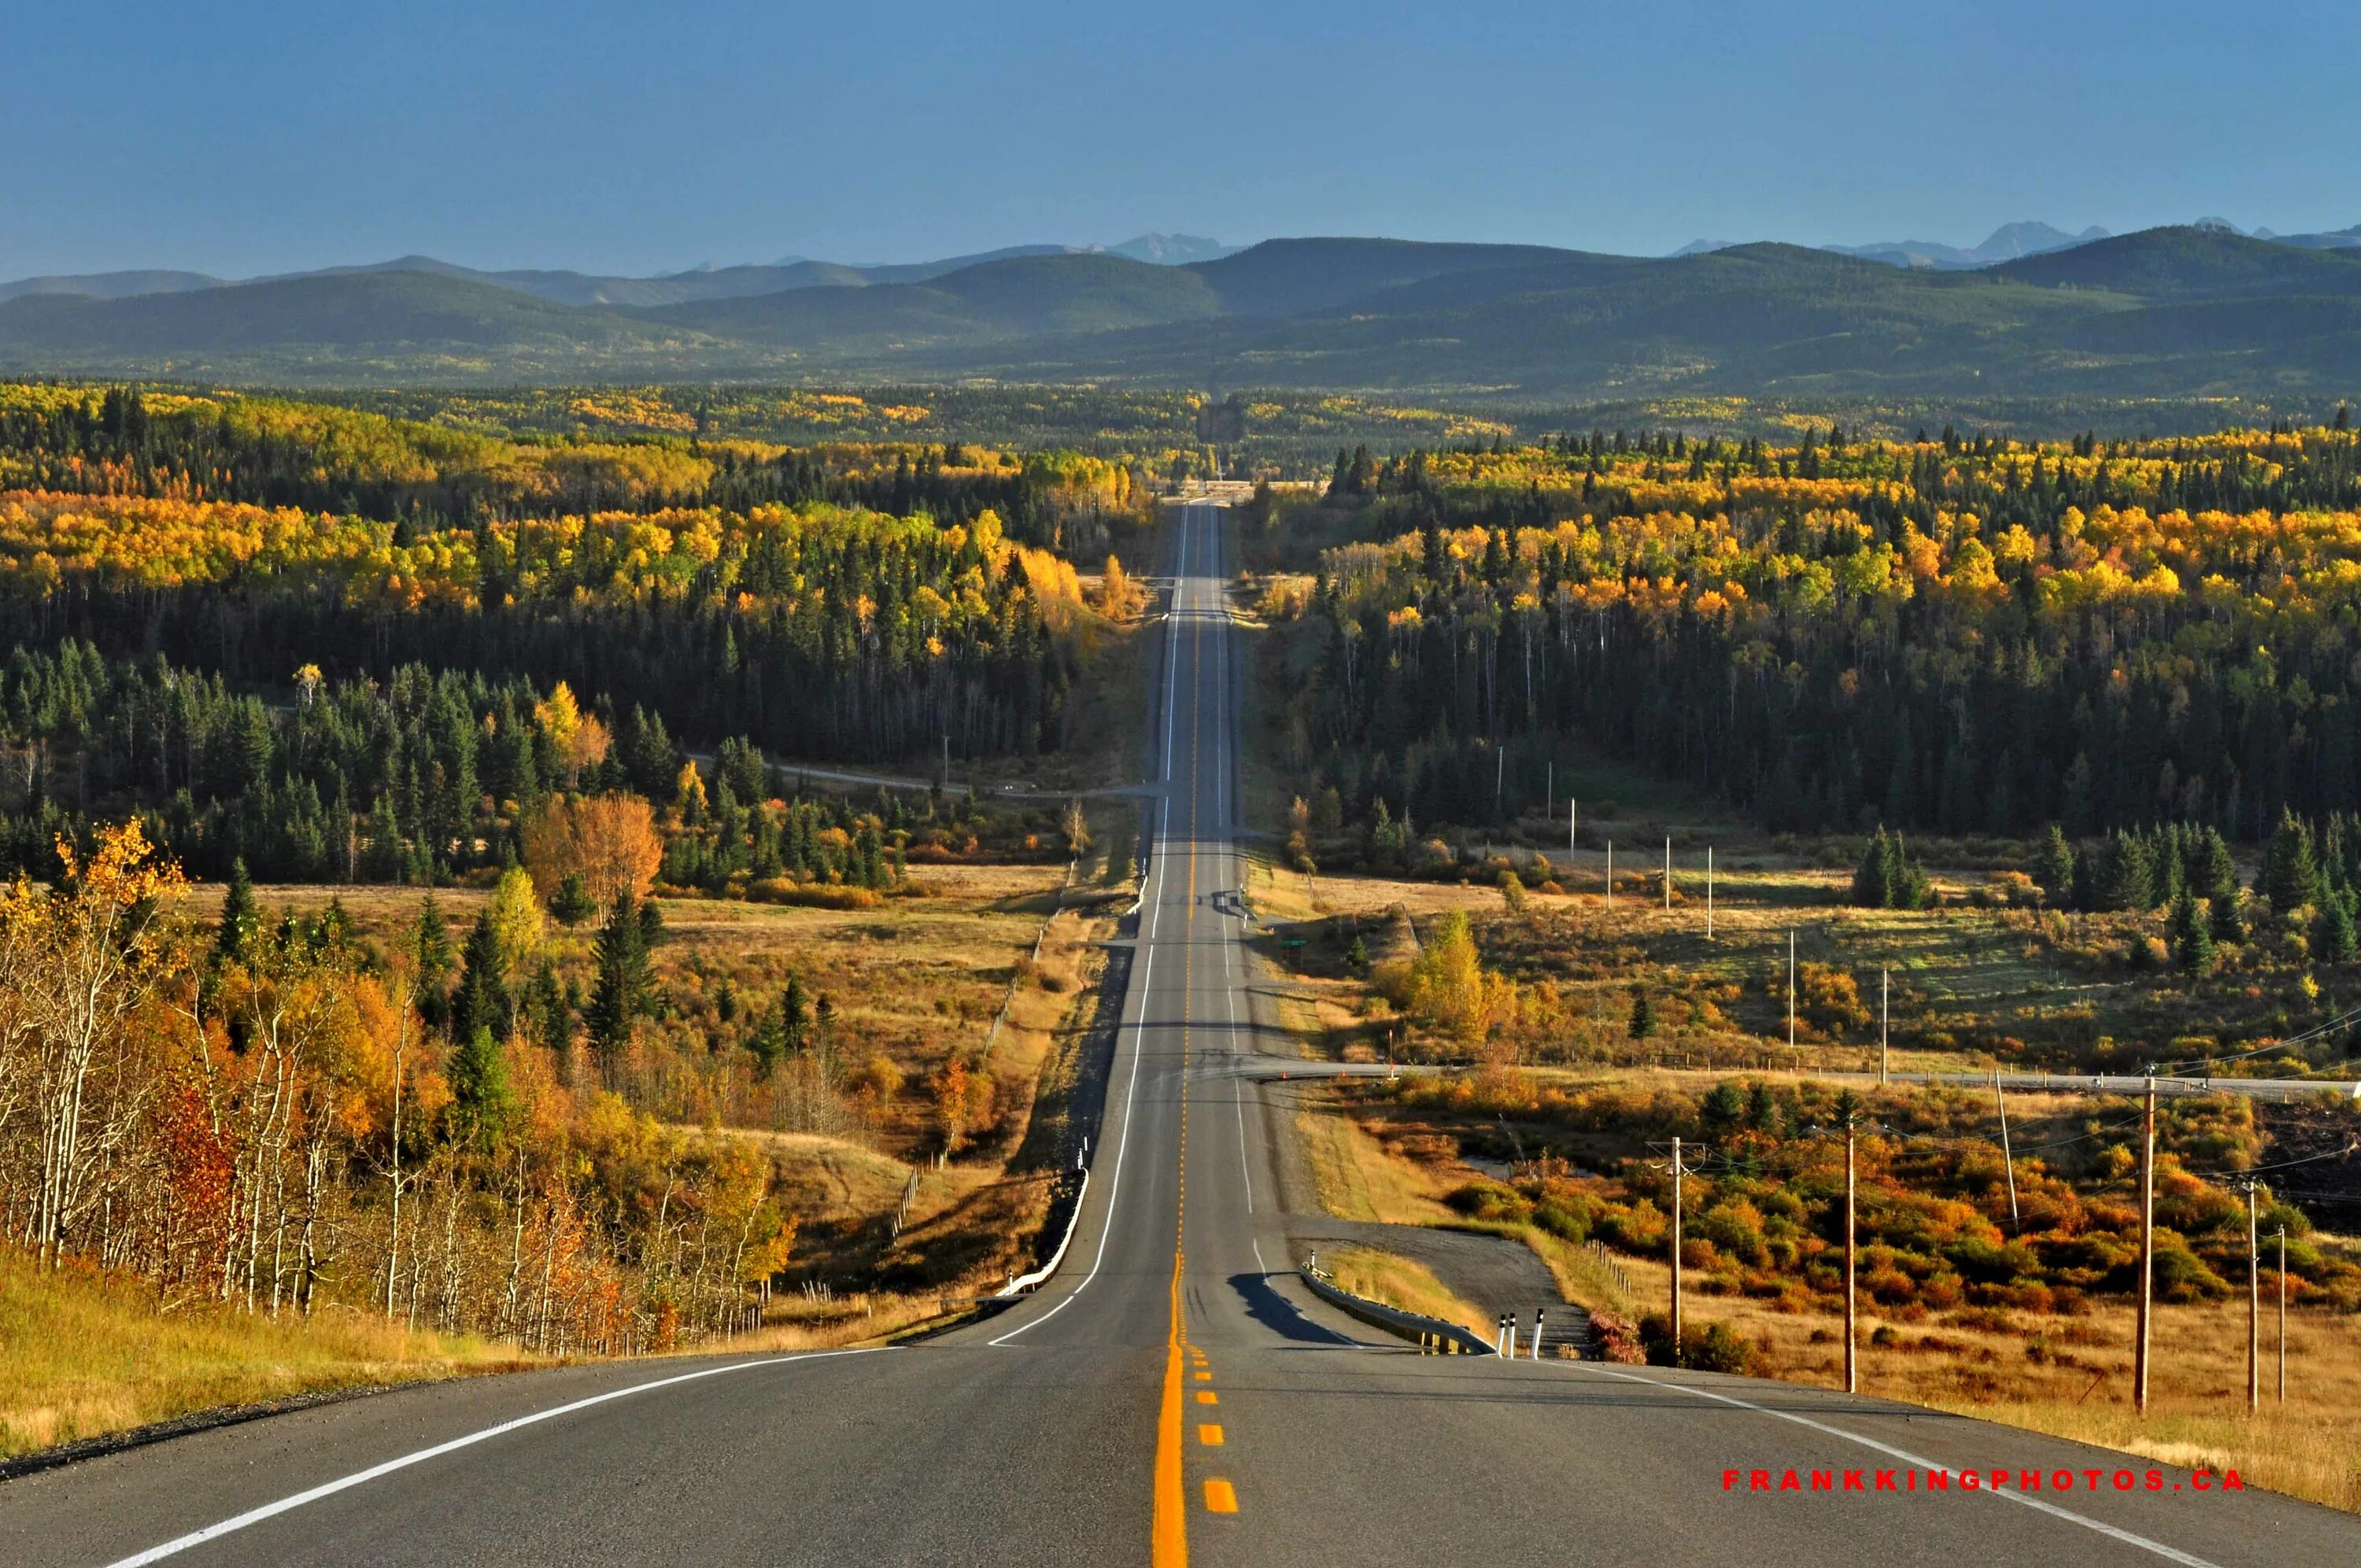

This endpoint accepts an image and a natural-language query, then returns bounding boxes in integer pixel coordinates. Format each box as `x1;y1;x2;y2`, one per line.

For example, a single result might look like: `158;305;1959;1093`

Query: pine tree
2171;890;2214;976
215;857;259;968
549;871;596;928
2210;885;2248;946
1628;985;1656;1039
2267;809;2322;915
449;911;508;1045
780;974;811;1055
2100;831;2156;912
586;891;652;1080
2035;825;2076;907
448;1025;515;1150
413;893;453;1031
2322;892;2359;965
1852;829;1894;908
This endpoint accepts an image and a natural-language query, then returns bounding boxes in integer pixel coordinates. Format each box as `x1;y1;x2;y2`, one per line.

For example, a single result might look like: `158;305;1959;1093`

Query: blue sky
10;0;2357;278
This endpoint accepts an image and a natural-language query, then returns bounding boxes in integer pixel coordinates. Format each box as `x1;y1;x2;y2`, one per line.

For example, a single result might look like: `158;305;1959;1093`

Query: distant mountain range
2;226;2359;400
0;234;1243;309
1674;217;2361;270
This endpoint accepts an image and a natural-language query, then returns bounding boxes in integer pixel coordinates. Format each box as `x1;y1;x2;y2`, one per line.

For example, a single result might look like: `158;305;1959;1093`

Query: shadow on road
1229;1271;1355;1347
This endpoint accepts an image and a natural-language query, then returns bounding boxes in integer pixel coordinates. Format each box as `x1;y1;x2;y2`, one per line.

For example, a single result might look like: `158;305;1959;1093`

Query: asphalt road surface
4;504;2358;1566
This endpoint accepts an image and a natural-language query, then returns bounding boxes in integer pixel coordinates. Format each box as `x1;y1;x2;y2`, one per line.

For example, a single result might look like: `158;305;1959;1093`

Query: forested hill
4;227;2359;402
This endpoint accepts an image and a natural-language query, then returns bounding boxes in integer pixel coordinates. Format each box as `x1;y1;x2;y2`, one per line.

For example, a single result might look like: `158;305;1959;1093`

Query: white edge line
990;506;1189;1346
105;1348;881;1567
1551;1360;2217;1567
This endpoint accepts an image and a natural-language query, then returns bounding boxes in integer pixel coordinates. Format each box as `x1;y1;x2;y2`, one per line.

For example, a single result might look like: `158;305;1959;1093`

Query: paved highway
4;504;2358;1566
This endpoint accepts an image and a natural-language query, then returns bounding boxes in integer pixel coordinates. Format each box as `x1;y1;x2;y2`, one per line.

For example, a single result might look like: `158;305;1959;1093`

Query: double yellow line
1151;522;1203;1566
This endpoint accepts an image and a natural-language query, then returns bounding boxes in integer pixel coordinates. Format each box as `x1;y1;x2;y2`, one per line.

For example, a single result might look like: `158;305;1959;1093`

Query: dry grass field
1321;1245;1491;1341
0;1250;531;1461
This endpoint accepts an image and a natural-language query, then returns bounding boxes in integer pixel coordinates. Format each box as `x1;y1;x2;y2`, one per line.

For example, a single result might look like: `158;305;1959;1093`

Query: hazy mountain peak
1670;238;1742;257
1971;221;2109;260
1101;234;1240;264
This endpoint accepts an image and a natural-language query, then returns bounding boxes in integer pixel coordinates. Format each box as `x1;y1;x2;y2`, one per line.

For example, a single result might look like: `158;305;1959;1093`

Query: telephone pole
1670;1136;1685;1353
1705;847;1714;939
1605;841;1613;911
2276;1226;2288;1404
1663;836;1672;912
1993;1069;2019;1231
1844;1116;1859;1394
2135;1075;2157;1415
2245;1180;2261;1414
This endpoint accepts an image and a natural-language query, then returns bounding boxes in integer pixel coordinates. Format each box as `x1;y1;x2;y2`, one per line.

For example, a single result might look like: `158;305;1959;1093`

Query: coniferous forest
1268;414;2361;845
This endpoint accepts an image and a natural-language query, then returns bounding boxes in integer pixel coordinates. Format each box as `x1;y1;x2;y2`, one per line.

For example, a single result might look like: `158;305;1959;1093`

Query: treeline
0;640;981;892
1282;419;2361;840
0;494;1081;764
0;385;1147;552
0;824;789;1353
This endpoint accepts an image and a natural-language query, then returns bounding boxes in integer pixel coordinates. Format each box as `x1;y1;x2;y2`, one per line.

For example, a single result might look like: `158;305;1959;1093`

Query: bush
1444;1180;1528;1222
1587;1311;1646;1364
1532;1199;1591;1244
1639;1313;1755;1374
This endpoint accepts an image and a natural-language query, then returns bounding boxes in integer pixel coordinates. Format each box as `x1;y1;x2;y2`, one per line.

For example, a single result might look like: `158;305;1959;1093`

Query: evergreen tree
2099;831;2156;912
2266;809;2322;914
1744;1081;1780;1136
413;894;453;1031
2209;885;2248;946
1699;1080;1745;1137
215;856;259;968
2034;825;2076;907
1628;985;1656;1039
1851;829;1894;908
780;974;812;1056
449;910;508;1046
549;871;596;927
586;891;652;1079
447;1024;515;1151
2322;892;2359;965
2171;890;2214;976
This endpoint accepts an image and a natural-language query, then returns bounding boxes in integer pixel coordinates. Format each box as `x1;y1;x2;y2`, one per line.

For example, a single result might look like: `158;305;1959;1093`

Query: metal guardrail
995;1168;1091;1298
1296;1263;1494;1355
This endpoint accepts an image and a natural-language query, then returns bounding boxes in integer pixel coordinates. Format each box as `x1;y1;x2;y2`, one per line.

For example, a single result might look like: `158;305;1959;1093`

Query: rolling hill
1;226;2356;402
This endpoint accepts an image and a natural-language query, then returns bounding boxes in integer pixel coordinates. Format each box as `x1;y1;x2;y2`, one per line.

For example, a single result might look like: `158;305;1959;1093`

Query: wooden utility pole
1546;762;1553;825
1706;848;1714;939
1663;837;1672;911
1993;1069;2019;1231
1569;796;1577;854
2276;1226;2288;1404
2135;1075;2157;1415
1844;1118;1859;1394
2246;1181;2261;1415
1670;1136;1685;1352
1879;968;1890;1086
1605;841;1613;910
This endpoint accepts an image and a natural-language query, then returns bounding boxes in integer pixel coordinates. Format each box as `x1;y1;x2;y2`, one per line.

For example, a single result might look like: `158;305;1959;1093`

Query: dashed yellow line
1204;1480;1239;1515
1199;1424;1225;1446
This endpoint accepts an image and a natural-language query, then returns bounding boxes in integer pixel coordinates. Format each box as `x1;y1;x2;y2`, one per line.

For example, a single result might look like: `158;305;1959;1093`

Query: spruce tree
1628;985;1656;1039
2209;884;2248;946
586;891;652;1079
2322;892;2359;965
215;857;259;968
1852;829;1894;908
2171;890;2213;977
448;1025;515;1150
413;894;452;1031
2034;825;2076;907
449;910;508;1045
2267;810;2322;914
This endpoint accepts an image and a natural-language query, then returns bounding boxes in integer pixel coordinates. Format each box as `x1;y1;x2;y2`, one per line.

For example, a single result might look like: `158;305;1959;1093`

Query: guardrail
994;1168;1091;1297
1296;1261;1493;1355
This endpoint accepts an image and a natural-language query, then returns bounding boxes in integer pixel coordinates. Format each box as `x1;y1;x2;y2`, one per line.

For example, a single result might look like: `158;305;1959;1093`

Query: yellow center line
1199;1424;1225;1446
1204;1480;1239;1515
1151;515;1206;1567
1196;1391;1218;1404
